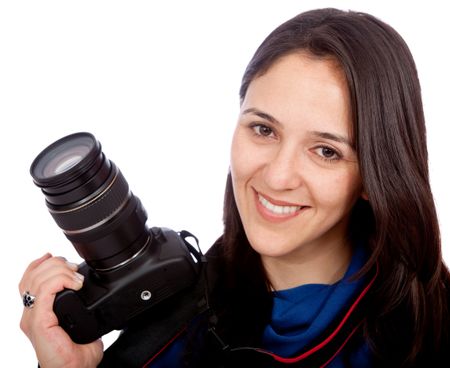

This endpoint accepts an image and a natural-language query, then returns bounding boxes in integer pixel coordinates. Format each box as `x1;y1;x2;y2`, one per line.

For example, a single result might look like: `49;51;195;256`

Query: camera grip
54;288;103;344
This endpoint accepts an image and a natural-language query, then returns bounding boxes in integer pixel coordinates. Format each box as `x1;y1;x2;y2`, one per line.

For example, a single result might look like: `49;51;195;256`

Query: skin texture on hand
19;253;104;368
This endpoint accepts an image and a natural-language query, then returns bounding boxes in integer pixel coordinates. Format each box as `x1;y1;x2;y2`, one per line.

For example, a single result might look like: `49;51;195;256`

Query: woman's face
231;53;364;266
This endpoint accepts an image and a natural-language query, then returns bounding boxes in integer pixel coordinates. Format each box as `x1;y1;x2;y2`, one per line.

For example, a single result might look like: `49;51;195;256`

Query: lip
253;189;308;223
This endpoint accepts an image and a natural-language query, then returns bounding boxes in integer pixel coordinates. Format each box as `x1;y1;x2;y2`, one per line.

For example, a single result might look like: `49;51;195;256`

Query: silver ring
22;291;36;309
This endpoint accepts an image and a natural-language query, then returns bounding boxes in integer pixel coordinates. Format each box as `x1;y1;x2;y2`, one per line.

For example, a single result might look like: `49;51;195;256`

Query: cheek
312;169;362;209
230;135;244;182
230;148;250;218
230;130;259;182
230;133;249;205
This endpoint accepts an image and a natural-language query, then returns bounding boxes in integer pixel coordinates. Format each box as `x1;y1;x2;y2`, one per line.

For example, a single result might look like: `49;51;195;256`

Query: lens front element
30;132;149;271
31;133;97;185
45;147;88;176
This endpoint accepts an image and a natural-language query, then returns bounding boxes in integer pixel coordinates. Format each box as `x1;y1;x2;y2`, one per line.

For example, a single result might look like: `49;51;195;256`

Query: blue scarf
262;245;372;366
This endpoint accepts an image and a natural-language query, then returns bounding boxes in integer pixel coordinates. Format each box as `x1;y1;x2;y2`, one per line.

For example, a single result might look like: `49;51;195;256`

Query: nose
262;144;303;191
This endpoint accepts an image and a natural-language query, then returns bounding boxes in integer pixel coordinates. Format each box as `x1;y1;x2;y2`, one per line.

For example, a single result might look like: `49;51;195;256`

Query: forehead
242;53;352;137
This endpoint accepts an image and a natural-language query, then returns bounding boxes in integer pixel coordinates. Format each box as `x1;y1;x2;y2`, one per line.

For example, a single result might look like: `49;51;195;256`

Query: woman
19;8;450;367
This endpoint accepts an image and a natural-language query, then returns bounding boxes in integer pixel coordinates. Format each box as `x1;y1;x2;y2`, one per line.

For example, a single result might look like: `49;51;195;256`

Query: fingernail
74;272;84;283
66;261;78;270
41;252;52;259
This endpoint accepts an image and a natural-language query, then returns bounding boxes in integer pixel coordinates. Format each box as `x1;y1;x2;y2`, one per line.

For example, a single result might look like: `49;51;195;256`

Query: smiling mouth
257;193;306;216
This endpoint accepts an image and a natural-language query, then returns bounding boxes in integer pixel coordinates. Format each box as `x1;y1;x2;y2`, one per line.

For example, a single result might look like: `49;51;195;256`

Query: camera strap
179;230;204;265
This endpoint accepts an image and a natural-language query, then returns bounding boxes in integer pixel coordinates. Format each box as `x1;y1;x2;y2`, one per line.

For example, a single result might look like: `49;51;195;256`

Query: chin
247;234;297;258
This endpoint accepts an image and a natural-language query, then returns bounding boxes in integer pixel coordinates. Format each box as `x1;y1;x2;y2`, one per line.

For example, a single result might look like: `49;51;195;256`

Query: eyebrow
242;108;281;125
242;107;353;148
310;131;353;147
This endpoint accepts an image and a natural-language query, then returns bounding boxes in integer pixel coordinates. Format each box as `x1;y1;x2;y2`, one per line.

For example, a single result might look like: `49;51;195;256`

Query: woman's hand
19;253;104;368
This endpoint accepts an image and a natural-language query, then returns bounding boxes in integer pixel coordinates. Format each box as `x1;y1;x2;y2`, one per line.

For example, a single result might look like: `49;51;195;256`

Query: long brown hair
221;8;450;365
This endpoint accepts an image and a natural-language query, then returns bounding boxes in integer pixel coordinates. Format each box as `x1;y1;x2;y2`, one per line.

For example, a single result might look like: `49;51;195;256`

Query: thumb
80;338;104;365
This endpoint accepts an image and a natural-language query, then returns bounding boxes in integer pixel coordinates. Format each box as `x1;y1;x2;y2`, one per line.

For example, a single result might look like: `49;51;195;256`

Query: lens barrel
30;132;149;271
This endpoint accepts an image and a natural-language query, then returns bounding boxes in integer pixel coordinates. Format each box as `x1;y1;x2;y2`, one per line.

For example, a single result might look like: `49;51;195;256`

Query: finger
27;261;81;296
18;253;52;294
35;271;85;312
26;252;53;272
20;256;79;296
32;256;79;277
80;338;104;365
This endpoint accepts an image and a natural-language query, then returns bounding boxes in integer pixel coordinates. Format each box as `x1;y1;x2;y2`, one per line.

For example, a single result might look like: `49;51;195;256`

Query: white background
1;1;449;366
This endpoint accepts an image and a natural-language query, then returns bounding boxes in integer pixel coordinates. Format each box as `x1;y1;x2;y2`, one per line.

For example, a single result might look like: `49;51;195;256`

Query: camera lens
30;132;149;271
38;138;92;178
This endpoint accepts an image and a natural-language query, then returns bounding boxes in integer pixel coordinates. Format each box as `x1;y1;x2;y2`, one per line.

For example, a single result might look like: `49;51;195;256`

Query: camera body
30;132;202;344
54;227;200;344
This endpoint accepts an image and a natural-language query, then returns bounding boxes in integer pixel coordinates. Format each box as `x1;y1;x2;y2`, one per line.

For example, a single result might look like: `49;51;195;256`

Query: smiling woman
219;8;450;367
231;54;362;289
18;7;450;368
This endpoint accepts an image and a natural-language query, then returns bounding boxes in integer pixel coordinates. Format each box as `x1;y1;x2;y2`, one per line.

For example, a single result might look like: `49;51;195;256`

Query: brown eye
314;146;342;162
321;147;337;158
252;124;273;137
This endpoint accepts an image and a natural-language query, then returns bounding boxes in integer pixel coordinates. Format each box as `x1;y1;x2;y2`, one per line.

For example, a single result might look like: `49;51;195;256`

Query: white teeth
258;194;302;215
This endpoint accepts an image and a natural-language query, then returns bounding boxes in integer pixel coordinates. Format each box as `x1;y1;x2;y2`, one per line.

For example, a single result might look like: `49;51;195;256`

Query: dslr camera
30;132;201;344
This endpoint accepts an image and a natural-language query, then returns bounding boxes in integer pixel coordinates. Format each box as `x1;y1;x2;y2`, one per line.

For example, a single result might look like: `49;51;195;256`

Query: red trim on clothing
142;325;187;367
320;321;363;367
258;265;378;364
